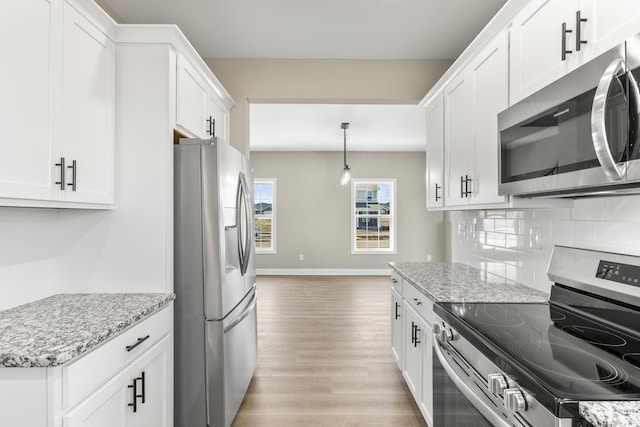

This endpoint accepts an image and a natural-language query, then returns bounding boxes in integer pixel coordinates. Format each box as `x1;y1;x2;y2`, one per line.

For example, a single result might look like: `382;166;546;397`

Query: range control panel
597;260;640;286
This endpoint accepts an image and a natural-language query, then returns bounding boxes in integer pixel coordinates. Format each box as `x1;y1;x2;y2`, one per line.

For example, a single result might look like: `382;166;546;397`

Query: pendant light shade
340;122;351;186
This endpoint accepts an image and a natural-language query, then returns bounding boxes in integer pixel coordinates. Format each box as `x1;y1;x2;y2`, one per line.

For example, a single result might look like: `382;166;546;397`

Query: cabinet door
61;2;115;204
177;56;208;139
583;0;640;58
130;335;173;427
402;303;424;402
391;287;403;370
207;92;228;141
419;322;433;427
63;368;131;427
510;0;578;104
470;34;508;206
444;73;472;207
0;0;58;201
425;94;444;209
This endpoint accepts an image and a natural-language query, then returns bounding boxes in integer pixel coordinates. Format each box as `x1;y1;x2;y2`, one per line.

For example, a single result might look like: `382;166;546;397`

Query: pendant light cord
342;122;349;168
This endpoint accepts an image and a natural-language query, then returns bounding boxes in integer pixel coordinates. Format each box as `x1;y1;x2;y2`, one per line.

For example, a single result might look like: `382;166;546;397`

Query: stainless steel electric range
433;246;640;427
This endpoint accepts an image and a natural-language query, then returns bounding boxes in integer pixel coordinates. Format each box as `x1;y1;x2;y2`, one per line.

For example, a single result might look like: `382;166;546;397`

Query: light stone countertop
0;293;175;368
389;261;549;303
390;262;640;427
580;401;640;427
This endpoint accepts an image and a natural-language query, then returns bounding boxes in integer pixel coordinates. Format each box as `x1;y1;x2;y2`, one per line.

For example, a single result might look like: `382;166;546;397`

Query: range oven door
432;336;509;427
498;41;635;197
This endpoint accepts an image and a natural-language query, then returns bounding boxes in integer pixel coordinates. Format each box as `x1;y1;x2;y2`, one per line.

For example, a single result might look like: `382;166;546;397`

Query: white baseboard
256;268;391;276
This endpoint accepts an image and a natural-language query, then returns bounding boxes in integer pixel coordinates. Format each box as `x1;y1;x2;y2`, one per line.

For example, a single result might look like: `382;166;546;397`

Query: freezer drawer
205;287;257;427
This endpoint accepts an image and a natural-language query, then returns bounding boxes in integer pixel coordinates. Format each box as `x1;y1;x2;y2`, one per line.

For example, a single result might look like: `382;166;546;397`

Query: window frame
351;178;397;254
254;178;277;254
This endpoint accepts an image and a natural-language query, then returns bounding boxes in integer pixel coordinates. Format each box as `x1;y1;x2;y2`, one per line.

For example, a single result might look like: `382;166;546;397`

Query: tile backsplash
0;208;62;310
450;195;640;295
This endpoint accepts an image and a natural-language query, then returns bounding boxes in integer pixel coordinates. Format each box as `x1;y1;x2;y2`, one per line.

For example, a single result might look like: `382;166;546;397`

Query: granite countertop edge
0;293;175;368
389;261;549;304
580;401;640;427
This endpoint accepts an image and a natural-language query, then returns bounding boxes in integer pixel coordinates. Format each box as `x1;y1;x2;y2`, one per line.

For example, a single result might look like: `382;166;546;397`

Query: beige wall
206;59;452;155
252;151;446;270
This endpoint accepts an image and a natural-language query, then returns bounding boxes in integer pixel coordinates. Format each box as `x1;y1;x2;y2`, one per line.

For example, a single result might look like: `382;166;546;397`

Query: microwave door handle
591;57;626;181
433;338;511;427
627;70;640;159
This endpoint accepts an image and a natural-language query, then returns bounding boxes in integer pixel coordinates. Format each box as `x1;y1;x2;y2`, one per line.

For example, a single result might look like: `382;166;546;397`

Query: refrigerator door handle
236;172;252;276
224;292;257;333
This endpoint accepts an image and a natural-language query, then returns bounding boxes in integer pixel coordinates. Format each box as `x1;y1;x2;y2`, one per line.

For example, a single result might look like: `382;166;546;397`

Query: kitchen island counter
0;293;175;367
389;261;548;303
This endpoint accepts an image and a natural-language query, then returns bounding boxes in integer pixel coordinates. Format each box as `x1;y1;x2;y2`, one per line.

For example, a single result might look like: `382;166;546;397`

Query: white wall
253;151;446;272
450;196;640;295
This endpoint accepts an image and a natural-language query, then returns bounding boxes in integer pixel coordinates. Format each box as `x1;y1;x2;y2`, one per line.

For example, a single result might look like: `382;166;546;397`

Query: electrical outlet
427;254;432;262
457;222;467;238
529;227;543;250
299;254;304;261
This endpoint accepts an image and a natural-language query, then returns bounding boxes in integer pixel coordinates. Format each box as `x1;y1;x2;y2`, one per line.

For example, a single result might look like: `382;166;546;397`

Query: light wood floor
231;275;428;427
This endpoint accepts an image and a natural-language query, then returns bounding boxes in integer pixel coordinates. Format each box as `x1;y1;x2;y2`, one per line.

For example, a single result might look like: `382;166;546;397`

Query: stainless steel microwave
498;34;640;198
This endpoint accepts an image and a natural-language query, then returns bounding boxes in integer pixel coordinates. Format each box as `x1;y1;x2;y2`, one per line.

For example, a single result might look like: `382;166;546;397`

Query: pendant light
339;122;351;186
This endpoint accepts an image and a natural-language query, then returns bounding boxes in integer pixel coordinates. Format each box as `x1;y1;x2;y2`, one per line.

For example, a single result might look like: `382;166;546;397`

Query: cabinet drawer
390;271;403;293
403;282;433;325
62;305;172;409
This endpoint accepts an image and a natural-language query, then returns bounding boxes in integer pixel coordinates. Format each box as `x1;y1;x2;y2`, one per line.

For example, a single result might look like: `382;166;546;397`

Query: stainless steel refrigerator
174;138;257;427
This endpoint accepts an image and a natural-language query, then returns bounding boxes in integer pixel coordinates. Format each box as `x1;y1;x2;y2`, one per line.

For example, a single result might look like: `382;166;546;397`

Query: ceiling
101;0;507;151
250;104;426;151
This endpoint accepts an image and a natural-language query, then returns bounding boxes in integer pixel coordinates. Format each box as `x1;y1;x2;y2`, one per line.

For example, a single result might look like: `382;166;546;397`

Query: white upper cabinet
443;72;472;207
425;94;444;209
509;0;579;104
469;34;508;206
61;1;115;204
207;91;229;142
510;0;640;105
443;33;508;208
582;0;640;57
0;0;58;202
0;0;115;207
177;55;229;141
177;56;208;139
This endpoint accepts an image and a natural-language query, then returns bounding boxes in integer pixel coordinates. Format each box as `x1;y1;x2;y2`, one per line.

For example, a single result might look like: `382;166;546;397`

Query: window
254;179;276;253
352;179;396;253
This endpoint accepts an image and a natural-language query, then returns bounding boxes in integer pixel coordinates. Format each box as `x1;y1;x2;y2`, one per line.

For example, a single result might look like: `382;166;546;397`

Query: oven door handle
591;57;627;181
433;337;511;427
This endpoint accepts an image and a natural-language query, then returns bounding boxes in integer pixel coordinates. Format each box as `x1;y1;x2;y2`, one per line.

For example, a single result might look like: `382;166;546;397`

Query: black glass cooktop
436;290;640;415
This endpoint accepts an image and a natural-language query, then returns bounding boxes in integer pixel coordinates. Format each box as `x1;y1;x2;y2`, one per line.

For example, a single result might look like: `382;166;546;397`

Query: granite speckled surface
580;401;640;427
0;293;175;368
389;261;548;303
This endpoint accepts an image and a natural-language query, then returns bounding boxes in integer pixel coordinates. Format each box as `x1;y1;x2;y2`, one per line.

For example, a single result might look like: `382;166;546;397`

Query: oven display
597;260;640;287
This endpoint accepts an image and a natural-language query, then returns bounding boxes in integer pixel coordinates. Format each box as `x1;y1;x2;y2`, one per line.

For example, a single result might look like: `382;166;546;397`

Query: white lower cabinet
391;286;403;369
63;334;172;427
0;306;173;427
402;302;424;400
391;275;433;425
